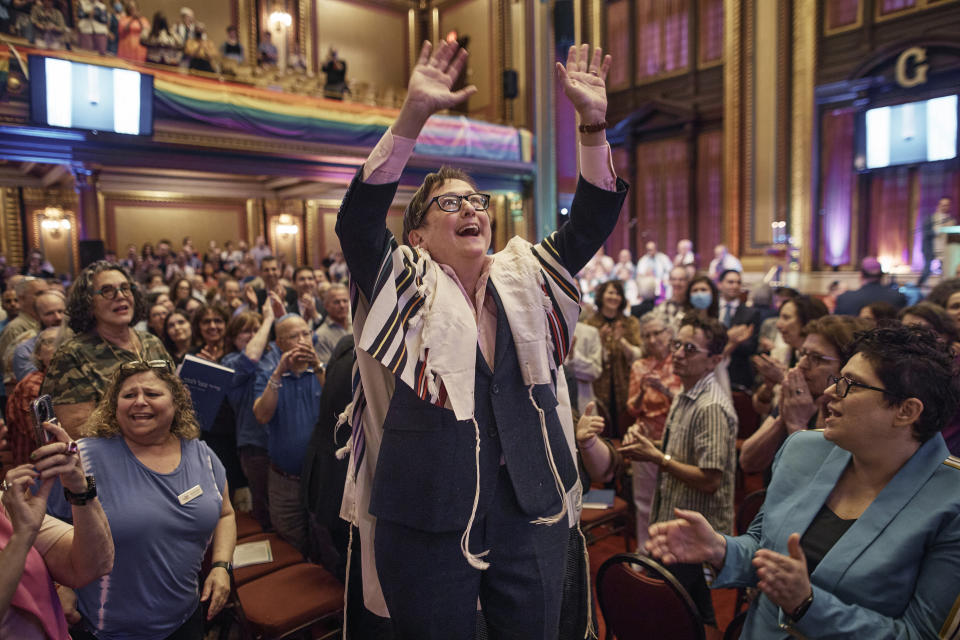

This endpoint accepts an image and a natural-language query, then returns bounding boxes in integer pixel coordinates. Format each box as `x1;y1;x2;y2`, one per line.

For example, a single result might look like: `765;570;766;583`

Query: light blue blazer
713;430;960;639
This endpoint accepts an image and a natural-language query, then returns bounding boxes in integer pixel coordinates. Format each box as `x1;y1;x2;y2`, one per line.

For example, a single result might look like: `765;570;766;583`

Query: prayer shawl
339;232;583;618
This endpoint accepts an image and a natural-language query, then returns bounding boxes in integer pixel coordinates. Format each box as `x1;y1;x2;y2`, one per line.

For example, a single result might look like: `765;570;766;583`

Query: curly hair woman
41;261;172;437
49;361;236;640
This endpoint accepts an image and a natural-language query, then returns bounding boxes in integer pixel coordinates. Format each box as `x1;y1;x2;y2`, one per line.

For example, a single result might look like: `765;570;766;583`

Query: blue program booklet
177;354;235;432
582;488;616;510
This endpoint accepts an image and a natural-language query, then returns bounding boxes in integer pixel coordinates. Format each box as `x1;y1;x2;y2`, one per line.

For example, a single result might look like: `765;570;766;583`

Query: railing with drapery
0;44;534;165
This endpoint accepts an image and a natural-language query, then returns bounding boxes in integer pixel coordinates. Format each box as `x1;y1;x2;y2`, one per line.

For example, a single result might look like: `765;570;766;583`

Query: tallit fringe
341;520;355;639
459;417;491;570
526;383;568;526
334;405;353;460
577;524;598;639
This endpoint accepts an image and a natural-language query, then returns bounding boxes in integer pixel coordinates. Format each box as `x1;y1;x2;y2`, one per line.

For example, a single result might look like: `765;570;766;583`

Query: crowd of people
1;1;351;96
0;233;356;636
570;216;960;634
0;36;959;640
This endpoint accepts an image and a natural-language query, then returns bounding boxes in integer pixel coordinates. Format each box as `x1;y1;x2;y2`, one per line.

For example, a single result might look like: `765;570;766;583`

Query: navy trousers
375;466;569;640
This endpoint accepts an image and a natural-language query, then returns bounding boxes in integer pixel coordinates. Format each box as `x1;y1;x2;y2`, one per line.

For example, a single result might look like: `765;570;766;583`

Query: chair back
731;390;760;439
735;488;767;535
596;553;705;640
723;609;749;640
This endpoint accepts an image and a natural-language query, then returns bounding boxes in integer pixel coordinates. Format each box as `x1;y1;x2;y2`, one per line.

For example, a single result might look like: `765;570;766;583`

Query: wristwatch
660;453;672;469
785;591;814;623
211;561;233;575
64;475;97;506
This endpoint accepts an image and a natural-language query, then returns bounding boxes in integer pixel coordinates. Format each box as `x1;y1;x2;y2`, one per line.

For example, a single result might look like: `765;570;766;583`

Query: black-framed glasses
797;349;840;367
670;340;710;356
829;375;903;399
199;317;226;326
429;193;491;214
120;359;172;373
94;283;135;300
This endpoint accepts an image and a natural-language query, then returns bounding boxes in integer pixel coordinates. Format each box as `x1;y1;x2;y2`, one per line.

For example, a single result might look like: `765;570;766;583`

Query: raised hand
1;464;53;542
556;44;612;126
646;508;727;567
752;533;812;614
394;40;478;138
780;368;816;432
575;401;605;444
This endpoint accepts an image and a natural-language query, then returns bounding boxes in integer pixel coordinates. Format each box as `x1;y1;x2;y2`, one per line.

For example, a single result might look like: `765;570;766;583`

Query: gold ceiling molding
152;127;365;162
790;0;816;272
103;191;251;205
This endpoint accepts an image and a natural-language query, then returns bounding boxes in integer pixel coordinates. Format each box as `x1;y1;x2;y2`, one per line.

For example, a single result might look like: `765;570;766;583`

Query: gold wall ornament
895;47;929;88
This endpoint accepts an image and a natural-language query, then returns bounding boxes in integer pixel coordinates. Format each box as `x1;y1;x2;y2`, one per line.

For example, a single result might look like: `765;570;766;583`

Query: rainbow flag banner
151;71;531;163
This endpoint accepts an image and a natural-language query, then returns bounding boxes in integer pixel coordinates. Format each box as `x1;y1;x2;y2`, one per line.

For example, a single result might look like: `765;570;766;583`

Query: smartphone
31;395;58;447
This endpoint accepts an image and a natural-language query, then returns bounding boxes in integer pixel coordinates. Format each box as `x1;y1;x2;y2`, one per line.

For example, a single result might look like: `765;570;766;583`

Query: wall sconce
41;205;72;238
277;214;299;237
268;9;292;28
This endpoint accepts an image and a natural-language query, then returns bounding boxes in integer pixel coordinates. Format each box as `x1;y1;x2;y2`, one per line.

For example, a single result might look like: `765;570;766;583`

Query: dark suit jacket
256;285;298;310
722;302;759;391
833;281;907;316
630;299;656;320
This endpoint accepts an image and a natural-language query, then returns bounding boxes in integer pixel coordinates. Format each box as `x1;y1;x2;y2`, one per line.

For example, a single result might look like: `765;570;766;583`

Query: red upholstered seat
581;495;633;551
232;532;303;587
235;511;264;540
236;563;343;638
596;553;705;640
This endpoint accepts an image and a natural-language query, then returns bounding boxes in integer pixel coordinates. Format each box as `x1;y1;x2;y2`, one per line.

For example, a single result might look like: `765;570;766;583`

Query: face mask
690;291;712;310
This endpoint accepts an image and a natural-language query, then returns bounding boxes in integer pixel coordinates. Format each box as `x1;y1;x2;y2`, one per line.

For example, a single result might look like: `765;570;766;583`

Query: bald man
253;314;324;554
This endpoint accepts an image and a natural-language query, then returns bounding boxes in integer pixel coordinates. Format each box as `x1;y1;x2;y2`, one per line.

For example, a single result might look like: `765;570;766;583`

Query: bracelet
267;377;282;390
64;476;97;506
578;120;608;133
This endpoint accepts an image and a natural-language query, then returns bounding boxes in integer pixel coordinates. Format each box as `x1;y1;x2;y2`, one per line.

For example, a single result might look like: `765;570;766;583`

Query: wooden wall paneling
823;0;863;35
698;0;724;66
605;0;630;91
696;130;723;265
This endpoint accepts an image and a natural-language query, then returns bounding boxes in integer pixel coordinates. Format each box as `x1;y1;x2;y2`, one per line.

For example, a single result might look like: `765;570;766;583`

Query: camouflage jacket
41;330;172;406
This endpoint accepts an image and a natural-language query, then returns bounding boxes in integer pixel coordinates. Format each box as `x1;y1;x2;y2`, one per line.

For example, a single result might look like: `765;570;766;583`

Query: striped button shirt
651;371;738;534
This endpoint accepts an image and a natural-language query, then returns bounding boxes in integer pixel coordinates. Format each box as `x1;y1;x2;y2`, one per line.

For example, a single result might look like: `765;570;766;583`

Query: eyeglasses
641;328;667;340
829;375;903;399
670;340;710;356
94;283;135;300
797;349;840;367
199;317;225;326
120;359;172;373
429;193;491;214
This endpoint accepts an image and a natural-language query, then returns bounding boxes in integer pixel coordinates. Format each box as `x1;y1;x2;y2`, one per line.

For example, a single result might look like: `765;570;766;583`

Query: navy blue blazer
714;430;960;639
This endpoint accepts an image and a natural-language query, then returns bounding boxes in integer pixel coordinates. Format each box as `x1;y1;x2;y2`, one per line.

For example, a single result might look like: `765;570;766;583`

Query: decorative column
790;0;817;272
532;0;557;239
72;165;101;240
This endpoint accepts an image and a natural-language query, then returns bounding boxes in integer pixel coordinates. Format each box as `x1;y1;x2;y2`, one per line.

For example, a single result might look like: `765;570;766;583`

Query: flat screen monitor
29;55;154;136
861;95;957;170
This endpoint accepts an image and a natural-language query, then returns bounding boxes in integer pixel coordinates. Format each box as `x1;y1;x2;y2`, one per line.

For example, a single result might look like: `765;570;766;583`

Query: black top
800;504;856;574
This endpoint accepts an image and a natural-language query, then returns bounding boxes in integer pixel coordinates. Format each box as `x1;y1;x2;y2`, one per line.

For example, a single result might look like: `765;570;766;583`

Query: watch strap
63;475;97;506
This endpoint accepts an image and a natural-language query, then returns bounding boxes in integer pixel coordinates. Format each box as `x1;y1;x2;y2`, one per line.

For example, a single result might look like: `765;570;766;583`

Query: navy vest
369;282;578;533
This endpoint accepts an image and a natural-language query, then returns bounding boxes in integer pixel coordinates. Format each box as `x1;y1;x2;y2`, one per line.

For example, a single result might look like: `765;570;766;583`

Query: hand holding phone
31;395;59;447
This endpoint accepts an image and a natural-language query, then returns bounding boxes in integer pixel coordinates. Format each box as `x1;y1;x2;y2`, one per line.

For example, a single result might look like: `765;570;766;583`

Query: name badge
178;484;203;505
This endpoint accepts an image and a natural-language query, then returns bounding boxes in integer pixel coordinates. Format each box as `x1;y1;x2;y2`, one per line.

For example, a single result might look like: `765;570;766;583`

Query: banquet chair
596;553;705;640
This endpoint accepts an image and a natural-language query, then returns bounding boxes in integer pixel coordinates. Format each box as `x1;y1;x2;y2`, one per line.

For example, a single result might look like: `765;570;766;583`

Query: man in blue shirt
253;314;324;554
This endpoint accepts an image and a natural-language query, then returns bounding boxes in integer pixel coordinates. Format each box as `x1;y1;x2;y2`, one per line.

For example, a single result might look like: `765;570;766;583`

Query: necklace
102;328;144;363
